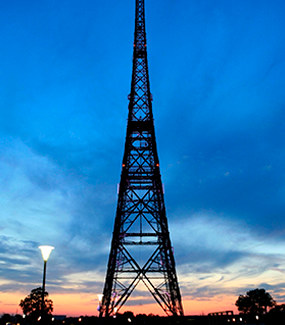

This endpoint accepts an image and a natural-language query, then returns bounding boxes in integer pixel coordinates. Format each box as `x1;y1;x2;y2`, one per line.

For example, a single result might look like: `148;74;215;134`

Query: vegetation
235;288;276;315
19;287;53;322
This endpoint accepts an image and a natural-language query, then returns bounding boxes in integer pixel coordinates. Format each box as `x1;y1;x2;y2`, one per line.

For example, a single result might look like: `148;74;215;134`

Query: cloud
168;213;285;302
123;298;155;307
0;139;110;294
171;212;285;266
170;212;285;281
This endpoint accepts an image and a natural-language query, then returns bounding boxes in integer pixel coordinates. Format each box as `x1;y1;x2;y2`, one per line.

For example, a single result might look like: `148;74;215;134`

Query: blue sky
1;0;285;316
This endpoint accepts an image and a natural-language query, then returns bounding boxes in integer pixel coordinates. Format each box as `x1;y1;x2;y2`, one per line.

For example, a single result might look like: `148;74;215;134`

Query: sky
1;0;285;317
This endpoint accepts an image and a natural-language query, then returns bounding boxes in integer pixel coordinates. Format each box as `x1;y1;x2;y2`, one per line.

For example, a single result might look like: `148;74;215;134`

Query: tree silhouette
235;288;276;315
270;303;285;313
19;287;53;321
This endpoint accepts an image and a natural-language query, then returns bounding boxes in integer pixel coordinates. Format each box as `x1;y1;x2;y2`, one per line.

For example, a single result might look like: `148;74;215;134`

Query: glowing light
39;245;54;261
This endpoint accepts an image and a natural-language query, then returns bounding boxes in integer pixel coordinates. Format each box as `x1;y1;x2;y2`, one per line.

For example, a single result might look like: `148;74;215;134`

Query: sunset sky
1;0;285;317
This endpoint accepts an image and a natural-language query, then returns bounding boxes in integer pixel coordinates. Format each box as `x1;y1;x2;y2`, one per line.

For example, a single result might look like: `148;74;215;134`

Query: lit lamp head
39;245;54;261
97;294;103;303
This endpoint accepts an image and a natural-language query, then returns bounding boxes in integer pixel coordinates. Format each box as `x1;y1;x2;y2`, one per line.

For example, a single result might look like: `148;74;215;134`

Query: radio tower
99;0;183;317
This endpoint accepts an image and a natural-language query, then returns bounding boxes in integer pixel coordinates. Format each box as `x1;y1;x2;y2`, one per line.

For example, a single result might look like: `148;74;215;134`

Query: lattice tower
99;0;184;317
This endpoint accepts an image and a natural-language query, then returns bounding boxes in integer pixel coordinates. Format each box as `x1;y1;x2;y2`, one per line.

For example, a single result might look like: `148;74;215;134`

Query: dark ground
2;313;285;325
54;313;285;325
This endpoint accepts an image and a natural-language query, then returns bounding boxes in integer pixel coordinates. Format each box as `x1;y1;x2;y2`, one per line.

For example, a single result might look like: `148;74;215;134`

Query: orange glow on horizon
1;291;239;317
0;291;24;315
182;295;238;315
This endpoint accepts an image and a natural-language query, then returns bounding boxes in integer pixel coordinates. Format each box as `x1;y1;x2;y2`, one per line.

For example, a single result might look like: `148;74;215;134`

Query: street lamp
97;294;103;312
39;245;54;321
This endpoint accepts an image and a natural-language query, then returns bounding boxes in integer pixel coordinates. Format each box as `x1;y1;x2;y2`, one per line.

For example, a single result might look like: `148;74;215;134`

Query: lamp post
97;294;103;313
39;245;54;321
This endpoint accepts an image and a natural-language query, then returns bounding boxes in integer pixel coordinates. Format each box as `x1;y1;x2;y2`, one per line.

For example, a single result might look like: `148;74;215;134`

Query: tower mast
99;0;184;317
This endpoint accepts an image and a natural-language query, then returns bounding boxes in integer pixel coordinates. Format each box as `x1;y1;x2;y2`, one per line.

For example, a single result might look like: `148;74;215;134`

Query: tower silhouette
100;0;183;317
